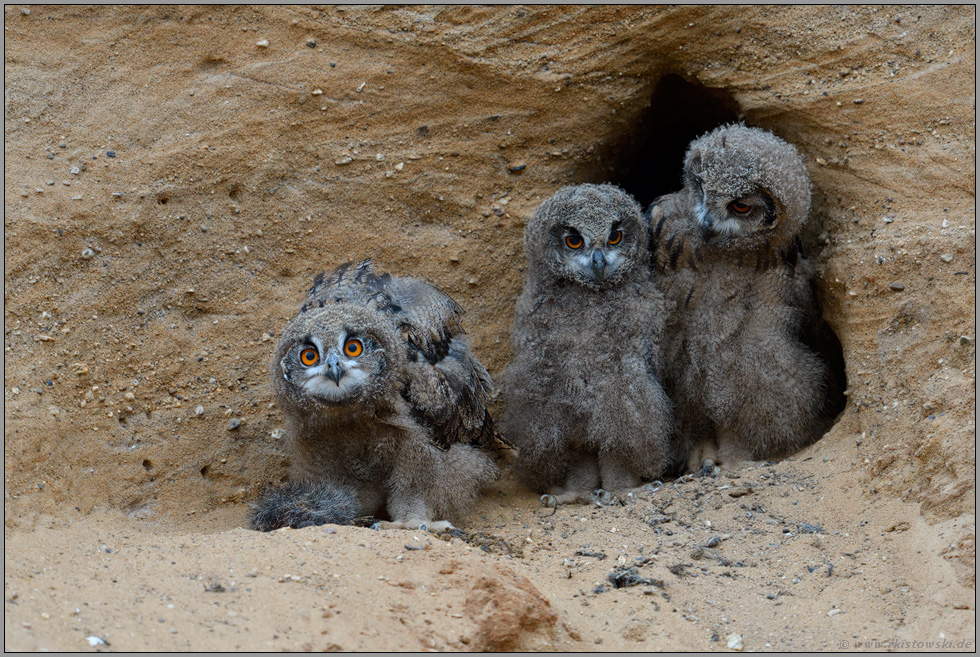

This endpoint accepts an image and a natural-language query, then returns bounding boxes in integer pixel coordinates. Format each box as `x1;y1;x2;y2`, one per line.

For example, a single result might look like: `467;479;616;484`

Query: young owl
249;260;507;532
649;124;835;474
501;184;673;505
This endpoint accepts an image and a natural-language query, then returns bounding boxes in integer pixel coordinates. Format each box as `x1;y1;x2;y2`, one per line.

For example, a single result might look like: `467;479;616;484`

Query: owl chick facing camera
500;183;674;506
249;260;509;533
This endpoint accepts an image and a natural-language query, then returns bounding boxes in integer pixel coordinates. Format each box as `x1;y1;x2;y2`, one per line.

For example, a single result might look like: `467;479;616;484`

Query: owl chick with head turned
648;124;836;474
249;260;508;533
501;184;673;506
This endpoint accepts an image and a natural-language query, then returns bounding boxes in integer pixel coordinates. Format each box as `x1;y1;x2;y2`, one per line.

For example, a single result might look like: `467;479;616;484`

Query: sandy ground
4;5;975;652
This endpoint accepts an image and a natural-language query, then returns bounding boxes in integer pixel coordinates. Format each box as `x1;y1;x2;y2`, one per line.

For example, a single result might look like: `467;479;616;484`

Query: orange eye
730;201;752;214
608;230;623;246
344;338;363;358
300;348;319;366
564;235;583;249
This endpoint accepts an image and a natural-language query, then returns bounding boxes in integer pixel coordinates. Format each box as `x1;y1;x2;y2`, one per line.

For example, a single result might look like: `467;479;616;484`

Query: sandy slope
4;5;975;651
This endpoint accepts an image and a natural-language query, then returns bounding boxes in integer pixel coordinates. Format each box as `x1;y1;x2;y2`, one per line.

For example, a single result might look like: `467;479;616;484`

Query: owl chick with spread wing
250;260;507;532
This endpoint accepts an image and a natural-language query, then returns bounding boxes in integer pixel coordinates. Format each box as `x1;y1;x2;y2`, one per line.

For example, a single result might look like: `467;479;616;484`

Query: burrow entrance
609;73;848;433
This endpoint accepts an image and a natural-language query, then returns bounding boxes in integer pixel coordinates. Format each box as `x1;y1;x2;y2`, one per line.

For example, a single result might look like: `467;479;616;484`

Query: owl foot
687;439;721;476
696;458;720;478
542;489;592;506
370;519;456;533
590;489;622;507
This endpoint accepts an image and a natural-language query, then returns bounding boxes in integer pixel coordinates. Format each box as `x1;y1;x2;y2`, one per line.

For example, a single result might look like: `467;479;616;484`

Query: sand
4;5;975;651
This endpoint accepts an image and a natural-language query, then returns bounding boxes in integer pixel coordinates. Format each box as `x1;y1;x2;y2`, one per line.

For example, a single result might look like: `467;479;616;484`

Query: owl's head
525;183;647;290
272;303;403;411
682;124;811;252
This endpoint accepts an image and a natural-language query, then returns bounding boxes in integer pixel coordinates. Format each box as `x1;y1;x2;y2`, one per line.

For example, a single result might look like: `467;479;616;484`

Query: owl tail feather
248;480;360;531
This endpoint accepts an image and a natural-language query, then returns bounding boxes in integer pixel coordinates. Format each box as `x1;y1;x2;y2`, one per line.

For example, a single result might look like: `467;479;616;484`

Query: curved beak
325;352;343;385
591;249;606;279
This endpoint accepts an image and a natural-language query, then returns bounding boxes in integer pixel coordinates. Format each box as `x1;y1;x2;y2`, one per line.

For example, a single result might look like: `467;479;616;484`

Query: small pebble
46;152;54;160
81;248;95;260
21;8;30;15
940;253;954;262
307;40;317;48
853;98;865;104
70;167;80;175
958;336;971;345
312;89;323;95
727;634;743;651
107;151;116;158
335;157;353;165
888;281;905;292
228;418;242;431
195;405;205;416
256;39;269;48
508;161;527;172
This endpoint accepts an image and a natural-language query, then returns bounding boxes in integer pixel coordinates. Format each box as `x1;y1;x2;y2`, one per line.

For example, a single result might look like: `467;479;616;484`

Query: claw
590;488;619;507
370;522;383;531
696;458;718;478
540;494;558;509
644;480;664;494
418;523;428;532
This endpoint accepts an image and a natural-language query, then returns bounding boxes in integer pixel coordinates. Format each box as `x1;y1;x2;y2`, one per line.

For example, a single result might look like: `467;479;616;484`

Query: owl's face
528;184;646;290
685;151;781;242
687;160;778;243
553;218;634;288
275;305;399;409
681;124;811;252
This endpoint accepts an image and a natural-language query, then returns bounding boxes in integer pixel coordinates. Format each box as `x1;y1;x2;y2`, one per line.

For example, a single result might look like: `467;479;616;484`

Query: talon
644;480;664;494
591;488;617;506
540;494;558;509
418;523;428;532
370;522;383;531
696;458;716;478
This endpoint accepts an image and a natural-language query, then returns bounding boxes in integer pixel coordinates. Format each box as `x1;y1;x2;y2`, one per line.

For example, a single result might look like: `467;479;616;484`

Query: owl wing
382;276;463;363
303;259;392;313
304;260;462;361
401;337;509;452
304;260;507;452
647;193;702;274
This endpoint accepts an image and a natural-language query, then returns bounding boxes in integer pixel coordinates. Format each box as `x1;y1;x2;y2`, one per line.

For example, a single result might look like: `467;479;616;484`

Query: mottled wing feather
303;259;391;313
303;260;506;453
383;276;463;363
647;193;696;274
402;338;506;451
304;260;462;362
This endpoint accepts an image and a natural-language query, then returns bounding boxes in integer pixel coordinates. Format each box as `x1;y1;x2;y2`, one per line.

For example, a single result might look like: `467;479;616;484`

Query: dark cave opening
614;73;742;207
610;72;848;438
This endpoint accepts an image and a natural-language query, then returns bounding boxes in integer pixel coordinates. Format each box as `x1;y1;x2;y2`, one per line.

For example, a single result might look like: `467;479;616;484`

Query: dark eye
564;234;583;249
730;201;752;214
344;338;363;357
300;348;319;366
607;230;623;246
